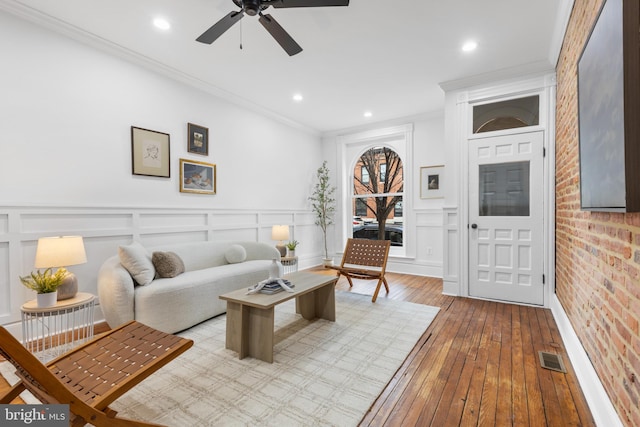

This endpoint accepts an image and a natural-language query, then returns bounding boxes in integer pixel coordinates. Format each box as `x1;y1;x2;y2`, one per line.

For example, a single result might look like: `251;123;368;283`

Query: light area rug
1;291;439;427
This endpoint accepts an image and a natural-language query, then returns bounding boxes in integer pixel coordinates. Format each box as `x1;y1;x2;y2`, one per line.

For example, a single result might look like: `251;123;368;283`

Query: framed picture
577;0;640;212
420;165;444;199
180;158;216;195
187;123;209;156
131;127;170;177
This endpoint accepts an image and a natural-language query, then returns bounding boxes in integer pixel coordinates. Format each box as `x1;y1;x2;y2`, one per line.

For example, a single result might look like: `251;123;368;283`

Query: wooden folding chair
0;320;193;427
328;238;391;302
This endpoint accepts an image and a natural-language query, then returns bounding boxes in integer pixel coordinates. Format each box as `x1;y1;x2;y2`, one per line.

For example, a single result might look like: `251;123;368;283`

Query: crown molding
438;60;554;93
0;0;320;137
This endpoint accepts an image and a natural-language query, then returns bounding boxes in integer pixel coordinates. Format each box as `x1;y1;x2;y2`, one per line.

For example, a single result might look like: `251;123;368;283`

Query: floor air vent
538;351;567;373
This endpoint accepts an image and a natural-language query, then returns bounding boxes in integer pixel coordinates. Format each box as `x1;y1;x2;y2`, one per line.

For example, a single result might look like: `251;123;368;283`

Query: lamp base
57;272;78;300
275;244;286;257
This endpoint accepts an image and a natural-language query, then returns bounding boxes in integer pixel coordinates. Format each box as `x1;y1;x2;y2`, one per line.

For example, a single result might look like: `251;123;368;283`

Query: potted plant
286;240;299;257
20;267;67;307
309;161;336;266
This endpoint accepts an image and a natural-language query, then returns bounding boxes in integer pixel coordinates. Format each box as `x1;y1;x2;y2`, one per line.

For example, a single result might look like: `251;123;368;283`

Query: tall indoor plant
309;161;336;265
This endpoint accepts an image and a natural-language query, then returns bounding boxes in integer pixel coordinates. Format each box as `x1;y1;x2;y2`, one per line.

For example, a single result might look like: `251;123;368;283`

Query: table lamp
34;236;87;300
271;225;289;257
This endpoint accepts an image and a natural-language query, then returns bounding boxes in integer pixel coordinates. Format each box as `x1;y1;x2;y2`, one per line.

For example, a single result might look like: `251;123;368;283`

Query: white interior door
468;131;544;305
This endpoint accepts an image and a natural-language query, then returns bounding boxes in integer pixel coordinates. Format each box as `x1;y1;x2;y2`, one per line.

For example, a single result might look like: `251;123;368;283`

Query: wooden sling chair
0;320;193;427
328;238;391;302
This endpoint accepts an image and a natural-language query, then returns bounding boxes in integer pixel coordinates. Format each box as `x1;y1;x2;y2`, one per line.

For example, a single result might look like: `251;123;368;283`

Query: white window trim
337;124;414;258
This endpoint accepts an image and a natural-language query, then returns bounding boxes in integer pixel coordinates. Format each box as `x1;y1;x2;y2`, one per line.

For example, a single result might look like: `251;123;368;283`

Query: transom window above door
472;95;540;133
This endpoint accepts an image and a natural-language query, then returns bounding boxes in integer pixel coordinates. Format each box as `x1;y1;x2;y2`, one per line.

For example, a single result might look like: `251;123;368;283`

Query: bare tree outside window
353;147;403;242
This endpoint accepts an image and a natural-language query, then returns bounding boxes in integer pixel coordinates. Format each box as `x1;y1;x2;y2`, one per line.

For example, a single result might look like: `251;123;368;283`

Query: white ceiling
1;0;567;133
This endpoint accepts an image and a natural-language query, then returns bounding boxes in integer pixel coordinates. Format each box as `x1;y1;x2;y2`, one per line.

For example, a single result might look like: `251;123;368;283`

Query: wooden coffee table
219;271;338;363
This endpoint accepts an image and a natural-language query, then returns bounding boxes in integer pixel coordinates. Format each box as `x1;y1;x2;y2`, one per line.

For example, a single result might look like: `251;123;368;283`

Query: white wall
0;11;323;327
0;11;320;210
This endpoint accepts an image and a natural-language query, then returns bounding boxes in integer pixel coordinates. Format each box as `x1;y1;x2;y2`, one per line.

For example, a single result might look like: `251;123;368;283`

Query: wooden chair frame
0;320;193;426
328;238;391;302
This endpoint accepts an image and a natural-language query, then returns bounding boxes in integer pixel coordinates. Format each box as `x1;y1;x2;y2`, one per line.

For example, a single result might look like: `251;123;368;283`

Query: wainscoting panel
21;212;133;234
0;243;10;318
0;214;8;234
1;205;447;331
443;207;459;295
408;209;444;278
140;213;208;229
213;228;259;242
0;205;318;330
211;213;259;227
140;231;210;247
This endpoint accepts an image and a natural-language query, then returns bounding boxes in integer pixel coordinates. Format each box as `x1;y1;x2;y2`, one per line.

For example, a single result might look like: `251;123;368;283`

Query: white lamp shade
34;236;87;268
271;225;290;241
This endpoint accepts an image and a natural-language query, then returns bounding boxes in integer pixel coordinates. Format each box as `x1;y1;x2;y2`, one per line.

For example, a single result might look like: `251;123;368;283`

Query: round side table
281;256;299;275
21;292;96;362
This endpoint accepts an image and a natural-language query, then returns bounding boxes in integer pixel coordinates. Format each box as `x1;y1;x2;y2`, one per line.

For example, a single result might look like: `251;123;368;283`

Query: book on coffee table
248;279;294;295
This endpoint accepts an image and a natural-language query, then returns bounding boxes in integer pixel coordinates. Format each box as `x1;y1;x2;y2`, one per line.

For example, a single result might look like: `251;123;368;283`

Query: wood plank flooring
314;268;595;427
1;270;595;426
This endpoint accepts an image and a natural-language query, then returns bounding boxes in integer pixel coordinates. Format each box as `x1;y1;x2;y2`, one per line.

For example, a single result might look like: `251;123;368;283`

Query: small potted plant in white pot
286;240;299;257
20;267;67;307
309;161;336;266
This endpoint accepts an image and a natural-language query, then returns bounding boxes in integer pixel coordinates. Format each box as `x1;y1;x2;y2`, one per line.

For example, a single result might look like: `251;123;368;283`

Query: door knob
471;223;478;229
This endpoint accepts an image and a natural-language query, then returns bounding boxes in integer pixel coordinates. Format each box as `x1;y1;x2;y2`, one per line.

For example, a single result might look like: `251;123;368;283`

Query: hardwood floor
314;268;595;427
1;270;595;426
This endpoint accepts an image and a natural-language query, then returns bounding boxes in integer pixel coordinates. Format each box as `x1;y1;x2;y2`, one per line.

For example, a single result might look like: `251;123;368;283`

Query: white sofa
97;240;280;333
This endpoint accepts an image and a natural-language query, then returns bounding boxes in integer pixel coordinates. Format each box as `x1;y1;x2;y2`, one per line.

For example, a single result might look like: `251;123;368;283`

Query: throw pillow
152;251;186;278
225;244;247;264
118;242;155;286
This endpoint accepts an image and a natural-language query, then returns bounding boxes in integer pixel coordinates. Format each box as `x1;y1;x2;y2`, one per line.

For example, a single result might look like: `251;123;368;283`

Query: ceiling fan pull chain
239;19;243;50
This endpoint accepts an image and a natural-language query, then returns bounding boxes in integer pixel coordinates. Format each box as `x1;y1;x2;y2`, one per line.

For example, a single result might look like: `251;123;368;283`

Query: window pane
361;166;369;184
394;200;403;218
352;147;403;248
473;95;539;133
479;161;530;216
352;196;403;246
355;199;367;216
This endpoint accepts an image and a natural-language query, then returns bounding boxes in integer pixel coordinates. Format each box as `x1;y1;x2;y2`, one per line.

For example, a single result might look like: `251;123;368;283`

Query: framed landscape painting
577;0;640;211
180;158;216;195
131;126;170;177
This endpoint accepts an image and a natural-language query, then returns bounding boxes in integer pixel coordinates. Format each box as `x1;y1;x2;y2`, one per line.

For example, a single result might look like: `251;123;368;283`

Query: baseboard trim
550;294;623;427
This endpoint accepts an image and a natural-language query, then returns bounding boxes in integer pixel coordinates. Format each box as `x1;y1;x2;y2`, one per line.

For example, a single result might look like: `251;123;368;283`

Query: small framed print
420;165;444;199
187;123;209;156
180;158;216;195
131;126;170;177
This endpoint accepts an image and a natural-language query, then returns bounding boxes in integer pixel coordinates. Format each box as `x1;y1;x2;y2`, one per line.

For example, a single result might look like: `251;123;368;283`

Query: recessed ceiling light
292;93;303;102
364;111;373;118
153;17;171;31
462;40;477;52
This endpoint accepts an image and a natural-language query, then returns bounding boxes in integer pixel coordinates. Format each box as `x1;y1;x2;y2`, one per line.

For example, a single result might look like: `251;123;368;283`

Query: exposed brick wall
556;0;640;425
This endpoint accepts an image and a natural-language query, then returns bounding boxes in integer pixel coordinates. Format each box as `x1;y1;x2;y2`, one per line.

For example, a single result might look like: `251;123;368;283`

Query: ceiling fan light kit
196;0;349;56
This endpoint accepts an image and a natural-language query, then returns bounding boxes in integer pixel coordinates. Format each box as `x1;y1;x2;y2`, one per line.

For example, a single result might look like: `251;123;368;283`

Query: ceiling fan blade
271;0;349;7
196;11;244;44
259;14;303;56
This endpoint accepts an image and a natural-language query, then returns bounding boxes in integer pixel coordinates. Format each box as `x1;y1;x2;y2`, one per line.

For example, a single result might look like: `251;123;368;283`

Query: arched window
352;147;404;248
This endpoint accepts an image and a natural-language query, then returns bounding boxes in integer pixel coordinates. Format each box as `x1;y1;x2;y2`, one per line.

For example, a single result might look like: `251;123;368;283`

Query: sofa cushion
152;251;185;278
225;244;247;264
118;242;155;286
134;260;272;333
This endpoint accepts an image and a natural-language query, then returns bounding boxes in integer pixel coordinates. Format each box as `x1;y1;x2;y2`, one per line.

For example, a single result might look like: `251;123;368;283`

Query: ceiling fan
196;0;350;56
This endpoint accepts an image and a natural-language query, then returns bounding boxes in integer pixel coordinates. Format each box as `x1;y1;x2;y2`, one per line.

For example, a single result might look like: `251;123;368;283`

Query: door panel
469;132;544;305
